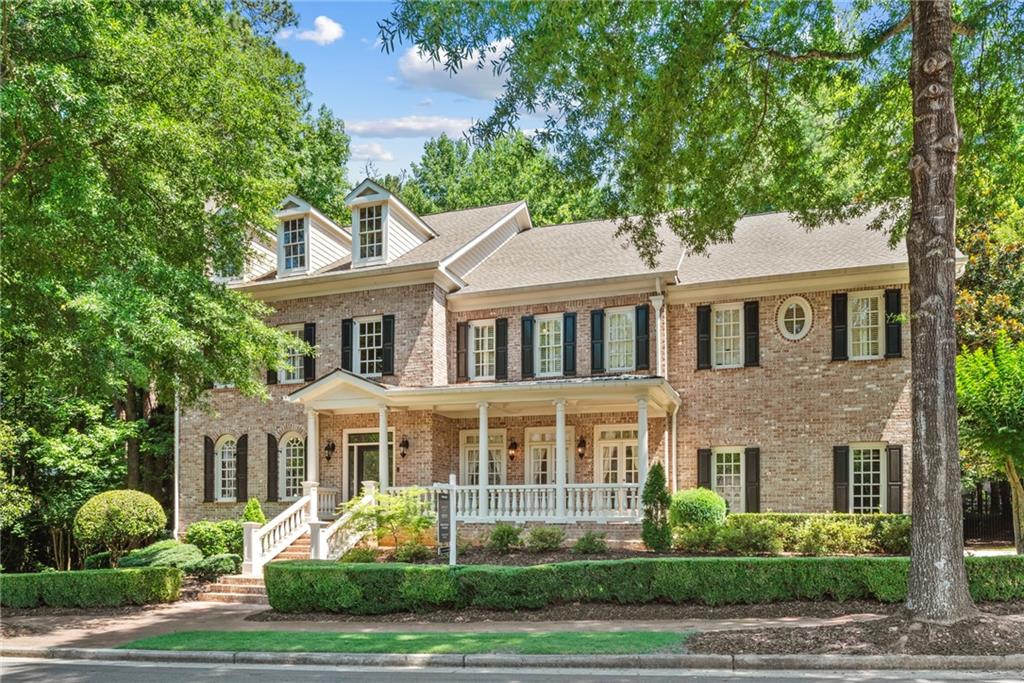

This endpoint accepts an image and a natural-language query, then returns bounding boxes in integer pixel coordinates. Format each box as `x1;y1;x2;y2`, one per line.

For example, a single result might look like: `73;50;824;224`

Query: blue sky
276;1;522;180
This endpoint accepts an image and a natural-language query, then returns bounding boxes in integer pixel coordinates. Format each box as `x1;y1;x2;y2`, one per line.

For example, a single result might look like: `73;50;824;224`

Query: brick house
178;179;949;569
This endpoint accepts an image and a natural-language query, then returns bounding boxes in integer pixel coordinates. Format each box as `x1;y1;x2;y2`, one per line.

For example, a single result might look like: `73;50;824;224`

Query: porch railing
318;486;341;519
449;483;641;522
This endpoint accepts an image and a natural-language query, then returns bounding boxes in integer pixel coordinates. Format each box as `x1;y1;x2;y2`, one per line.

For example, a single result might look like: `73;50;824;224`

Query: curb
2;646;1023;671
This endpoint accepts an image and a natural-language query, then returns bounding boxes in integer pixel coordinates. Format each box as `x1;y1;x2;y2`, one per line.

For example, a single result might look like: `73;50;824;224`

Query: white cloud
351;143;395;162
347;116;474;139
294;16;344;45
396;39;511;100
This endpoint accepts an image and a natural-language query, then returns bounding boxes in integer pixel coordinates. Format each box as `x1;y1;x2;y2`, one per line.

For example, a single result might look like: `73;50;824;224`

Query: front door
345;431;393;500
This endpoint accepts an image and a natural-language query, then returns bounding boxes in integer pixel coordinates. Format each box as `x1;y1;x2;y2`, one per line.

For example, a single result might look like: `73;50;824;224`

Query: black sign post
436;474;457;565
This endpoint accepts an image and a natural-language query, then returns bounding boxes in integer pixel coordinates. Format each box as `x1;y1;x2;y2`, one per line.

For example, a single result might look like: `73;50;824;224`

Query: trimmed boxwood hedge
264;556;1024;614
0;567;182;608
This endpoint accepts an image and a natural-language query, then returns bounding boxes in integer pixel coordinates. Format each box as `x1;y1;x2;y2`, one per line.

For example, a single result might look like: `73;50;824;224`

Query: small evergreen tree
641;462;672;552
241;497;267;525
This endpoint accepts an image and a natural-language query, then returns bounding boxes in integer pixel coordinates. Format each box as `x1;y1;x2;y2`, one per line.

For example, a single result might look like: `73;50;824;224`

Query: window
605;308;635;372
712;304;743;368
358;205;384;260
280;432;306;500
849;292;883;359
281;218;306;272
595;427;639;484
215;436;237;502
459;430;506;485
535;315;563;376
777;296;812;341
851;444;885;513
524;427;576;485
280;326;304;384
355;316;383;376
469;320;496;380
712;448;744;513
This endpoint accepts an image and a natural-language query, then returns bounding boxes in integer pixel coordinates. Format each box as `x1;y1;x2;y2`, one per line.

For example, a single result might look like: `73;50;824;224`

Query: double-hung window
355;316;384;377
535;314;563;377
850;443;885;513
280;325;305;384
281;218;306;272
469;320;496;380
848;292;883;360
280;432;306;500
459;430;506;485
712;447;744;512
712;304;743;368
605;308;635;372
215;436;237;502
358;205;384;260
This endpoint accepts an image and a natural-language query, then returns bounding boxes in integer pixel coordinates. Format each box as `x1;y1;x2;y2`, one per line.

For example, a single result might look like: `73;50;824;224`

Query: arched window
279;432;306;500
215;435;237;502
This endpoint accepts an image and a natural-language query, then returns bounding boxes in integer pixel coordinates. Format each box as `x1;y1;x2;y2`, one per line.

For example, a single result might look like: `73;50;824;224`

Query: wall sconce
324;440;336;462
507;439;518;462
399;437;409;458
576;436;587;460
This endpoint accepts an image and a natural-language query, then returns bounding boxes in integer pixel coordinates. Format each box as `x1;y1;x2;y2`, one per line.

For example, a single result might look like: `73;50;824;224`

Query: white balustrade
320;491;375;560
318;486;341;519
566;483;642;520
445;483;641;522
242;493;311;577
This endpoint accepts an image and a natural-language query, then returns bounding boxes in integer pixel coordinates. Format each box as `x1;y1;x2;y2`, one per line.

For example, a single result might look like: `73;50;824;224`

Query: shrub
185;521;228;557
185;553;240;580
83;551;111;570
525;526;566;552
796;517;872;556
340;547;378;563
394;541;432;563
641;462;672;552
717;515;786;555
486;523;523;553
672;524;721;554
875;516;912;555
344;487;435;547
73;490;166;565
241;498;267;524
572;531;608;554
217;520;243;556
669;488;727;528
119;540;203;569
725;513;909;552
0;567;182;608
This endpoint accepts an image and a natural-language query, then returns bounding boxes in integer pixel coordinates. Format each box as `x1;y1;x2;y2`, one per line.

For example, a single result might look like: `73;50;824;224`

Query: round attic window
777;296;812;341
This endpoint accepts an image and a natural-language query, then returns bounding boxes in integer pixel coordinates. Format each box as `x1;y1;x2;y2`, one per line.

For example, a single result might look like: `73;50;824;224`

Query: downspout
650;278;665;377
671;406;678;493
173;391;180;539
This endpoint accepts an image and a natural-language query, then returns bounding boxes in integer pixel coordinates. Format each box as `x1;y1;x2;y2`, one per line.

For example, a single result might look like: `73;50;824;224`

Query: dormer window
282;217;307;272
358;205;384;260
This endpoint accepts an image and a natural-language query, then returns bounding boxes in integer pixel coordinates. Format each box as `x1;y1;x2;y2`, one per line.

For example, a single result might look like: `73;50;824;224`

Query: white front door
595;427;639;511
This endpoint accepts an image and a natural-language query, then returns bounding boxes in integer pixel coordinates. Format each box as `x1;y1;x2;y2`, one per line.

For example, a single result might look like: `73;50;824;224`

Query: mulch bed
421;548;681;565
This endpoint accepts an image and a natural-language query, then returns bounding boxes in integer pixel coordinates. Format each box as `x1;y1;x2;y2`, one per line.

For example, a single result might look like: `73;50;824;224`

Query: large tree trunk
904;0;977;623
1007;458;1024;555
124;381;141;489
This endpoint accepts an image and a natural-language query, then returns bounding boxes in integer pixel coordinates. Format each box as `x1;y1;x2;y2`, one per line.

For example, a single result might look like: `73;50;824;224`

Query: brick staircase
271;532;311;562
199;533;312;605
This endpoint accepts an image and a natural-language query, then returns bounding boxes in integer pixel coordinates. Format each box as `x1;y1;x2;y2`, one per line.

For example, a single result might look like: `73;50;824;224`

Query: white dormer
274;196;351;278
345;179;437;268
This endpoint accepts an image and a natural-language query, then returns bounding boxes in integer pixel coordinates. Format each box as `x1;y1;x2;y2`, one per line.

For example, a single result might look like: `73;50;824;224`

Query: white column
650;294;665;376
554;399;567;518
670;406;679;493
478;401;489;518
637;398;649;490
306;409;319;484
378;405;389;490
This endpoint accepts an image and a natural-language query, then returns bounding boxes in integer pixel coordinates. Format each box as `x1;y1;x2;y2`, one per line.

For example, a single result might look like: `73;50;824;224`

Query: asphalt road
2;659;1022;683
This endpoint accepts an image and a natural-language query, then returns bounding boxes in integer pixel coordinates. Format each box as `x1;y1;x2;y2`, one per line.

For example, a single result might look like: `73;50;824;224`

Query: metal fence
962;481;1014;543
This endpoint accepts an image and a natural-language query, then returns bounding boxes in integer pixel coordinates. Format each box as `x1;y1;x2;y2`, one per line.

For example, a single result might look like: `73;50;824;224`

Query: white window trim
604;307;636;373
711;302;744;369
849;441;888;514
342;427;395;497
777;295;812;341
711;446;746;513
278;324;305;385
214;434;237;503
593;424;639;484
352;315;384;378
534;313;564;378
277;215;309;276
523;426;576;484
847;290;885;361
458;429;507;485
353;203;388;267
468;319;497;381
278;431;306;502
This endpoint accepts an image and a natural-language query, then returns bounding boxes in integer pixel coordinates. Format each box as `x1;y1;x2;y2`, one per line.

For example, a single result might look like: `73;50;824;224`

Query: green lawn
119;630;691;655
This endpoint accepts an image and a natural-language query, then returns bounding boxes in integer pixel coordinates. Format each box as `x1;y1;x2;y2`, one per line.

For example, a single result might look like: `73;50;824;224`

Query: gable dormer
345;179;437;268
274;196;351;278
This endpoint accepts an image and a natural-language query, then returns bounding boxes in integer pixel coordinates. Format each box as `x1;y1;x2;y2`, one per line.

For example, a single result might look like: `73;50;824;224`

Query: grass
119;630;692;655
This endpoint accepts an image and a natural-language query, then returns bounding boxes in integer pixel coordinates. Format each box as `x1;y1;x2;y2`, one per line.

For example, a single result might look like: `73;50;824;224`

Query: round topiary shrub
217;520;243;556
184;521;228;557
73;490;167;566
669;488;728;528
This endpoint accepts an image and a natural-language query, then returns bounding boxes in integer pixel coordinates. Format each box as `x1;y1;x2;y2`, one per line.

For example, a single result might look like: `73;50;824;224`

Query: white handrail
242;494;310;576
446;482;642;522
320;491;375;560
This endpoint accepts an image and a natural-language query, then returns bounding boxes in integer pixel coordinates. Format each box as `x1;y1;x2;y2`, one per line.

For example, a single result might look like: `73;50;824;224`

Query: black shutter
235;434;248;502
696;305;712;370
833;445;850;512
563;312;577;376
521;316;535;379
203;436;215;502
266;367;277;385
635;304;650;371
744;301;760;367
266;433;279;502
697;448;712;489
884;289;902;358
887;444;904;513
832;293;848;361
341;319;354;372
381;314;395;375
744;447;760;512
590;309;604;373
303;322;316;381
456;322;469;382
495;318;508;380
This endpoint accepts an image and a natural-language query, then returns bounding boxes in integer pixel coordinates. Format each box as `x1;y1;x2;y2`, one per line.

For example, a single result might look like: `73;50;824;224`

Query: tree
381;0;1024;622
409;133;470;210
957;335;1024;554
641;462;671;552
293;105;352;224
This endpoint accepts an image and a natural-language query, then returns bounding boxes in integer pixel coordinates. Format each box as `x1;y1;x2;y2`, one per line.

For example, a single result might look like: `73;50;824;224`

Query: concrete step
213;575;265;586
206;583;267;595
198;592;269;605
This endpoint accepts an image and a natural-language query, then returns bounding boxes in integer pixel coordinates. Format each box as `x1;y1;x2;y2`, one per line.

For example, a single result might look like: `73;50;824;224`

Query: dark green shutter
203;436;215;502
495;318;508;380
266;368;277;385
381;314;395;375
884;289;902;358
697;448;712;489
635;304;650;371
521;316;535;378
833;445;850;512
266;433;279;502
303;322;316;381
744;301;759;367
235;434;248;502
563;312;577;376
590;309;604;373
887;444;904;513
341;319;353;372
456;322;469;381
744;447;760;512
832;294;848;361
696;305;711;369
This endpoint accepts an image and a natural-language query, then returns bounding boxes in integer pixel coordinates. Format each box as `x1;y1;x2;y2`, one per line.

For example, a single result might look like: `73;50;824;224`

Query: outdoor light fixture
576;436;587;460
507;439;518;461
324;440;336;462
399;437;409;458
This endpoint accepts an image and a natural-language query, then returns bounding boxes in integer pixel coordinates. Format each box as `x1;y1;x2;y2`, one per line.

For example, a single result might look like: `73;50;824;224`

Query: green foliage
641;463;672;552
393;541;432;563
217;520;243;556
957;334;1024;466
486;523;523;553
525;526;566;552
119;540;203;569
185;553;241;580
672;524;721;554
717;515;787;556
73;490;166;565
572;531;608;555
294;105;352;224
725;513;909;553
796;517;873;556
343;488;435;547
669;489;727;528
875;516;913;555
241;498;267;525
184;521;228;557
340;547;378;563
263;556;1024;614
0;567;182;608
83;551;112;570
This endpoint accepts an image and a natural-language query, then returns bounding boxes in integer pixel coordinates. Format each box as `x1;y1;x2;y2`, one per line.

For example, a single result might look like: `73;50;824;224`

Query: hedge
724;513;911;553
0;567;182;608
264;556;1024;614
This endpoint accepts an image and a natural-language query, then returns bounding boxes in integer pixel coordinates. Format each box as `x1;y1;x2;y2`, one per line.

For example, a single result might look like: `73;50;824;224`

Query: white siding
386;209;427;262
447;216;521;278
245;242;276;280
308;214;350;272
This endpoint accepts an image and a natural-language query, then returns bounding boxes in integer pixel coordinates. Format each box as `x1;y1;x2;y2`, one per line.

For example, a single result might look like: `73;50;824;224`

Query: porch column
478;401;489;518
637;398;649;491
650;294;665;376
306;409;319;484
377;404;389;490
554;399;567;518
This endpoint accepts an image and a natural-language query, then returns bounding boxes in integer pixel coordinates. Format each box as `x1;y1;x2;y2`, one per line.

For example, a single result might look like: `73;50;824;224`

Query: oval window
777;296;812;341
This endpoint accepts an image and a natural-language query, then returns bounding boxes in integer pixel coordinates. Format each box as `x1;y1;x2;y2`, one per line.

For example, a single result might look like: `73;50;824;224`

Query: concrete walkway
1;601;892;650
